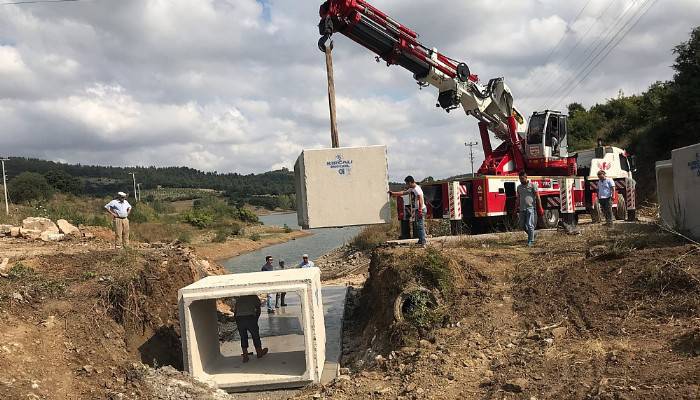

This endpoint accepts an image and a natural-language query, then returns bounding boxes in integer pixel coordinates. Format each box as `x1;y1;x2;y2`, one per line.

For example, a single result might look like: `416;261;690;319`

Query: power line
541;0;647;109
549;0;658;109
519;0;594;97
530;0;621;104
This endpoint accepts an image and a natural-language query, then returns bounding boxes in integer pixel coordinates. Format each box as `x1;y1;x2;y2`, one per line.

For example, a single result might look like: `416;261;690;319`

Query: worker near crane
104;191;132;249
517;171;544;247
389;176;427;247
597;170;615;225
233;294;268;363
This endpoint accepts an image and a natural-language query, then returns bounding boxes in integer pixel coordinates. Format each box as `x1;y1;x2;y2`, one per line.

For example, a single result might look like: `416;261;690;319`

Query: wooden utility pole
464;141;479;177
129;172;137;202
323;41;340;148
1;158;8;215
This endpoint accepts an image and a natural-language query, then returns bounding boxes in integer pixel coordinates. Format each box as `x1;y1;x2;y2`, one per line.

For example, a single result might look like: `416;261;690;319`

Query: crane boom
318;0;525;144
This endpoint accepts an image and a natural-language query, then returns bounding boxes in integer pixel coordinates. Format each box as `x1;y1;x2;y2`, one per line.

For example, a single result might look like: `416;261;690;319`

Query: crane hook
318;16;335;53
318;35;334;53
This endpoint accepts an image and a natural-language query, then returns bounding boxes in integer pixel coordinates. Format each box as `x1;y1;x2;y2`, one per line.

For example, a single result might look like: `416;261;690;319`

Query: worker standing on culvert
517;171;544;247
388;176;427;247
298;254;315;268
233;294;268;363
261;255;276;313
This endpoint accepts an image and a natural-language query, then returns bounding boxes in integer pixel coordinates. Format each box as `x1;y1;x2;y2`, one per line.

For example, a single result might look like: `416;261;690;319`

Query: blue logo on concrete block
689;152;700;177
326;154;353;176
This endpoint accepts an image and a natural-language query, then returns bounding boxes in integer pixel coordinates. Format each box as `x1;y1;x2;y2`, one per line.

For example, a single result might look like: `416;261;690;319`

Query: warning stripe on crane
448;181;462;220
559;178;575;213
626;177;636;210
459;184;468;196
546;197;560;208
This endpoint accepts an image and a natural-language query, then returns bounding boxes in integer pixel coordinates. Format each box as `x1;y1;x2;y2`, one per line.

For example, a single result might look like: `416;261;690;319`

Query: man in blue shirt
298;254;315;268
597;170;615;226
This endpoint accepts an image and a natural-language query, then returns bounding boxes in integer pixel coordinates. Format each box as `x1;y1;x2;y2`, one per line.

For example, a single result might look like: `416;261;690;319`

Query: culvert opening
394;287;439;327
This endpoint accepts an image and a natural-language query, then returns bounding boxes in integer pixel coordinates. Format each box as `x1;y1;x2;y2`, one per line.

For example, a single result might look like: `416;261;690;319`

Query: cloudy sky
1;0;698;180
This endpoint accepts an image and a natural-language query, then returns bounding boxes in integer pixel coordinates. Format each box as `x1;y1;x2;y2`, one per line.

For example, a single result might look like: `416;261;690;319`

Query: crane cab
525;111;569;161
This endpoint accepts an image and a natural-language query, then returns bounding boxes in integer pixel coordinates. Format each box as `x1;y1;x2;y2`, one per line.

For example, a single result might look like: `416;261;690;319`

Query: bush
351;224;393;251
129;203;158;223
9;172;53;203
177;231;192;243
212;229;228;243
237;208;259;223
181;209;214;228
283;224;293;233
249;233;261;241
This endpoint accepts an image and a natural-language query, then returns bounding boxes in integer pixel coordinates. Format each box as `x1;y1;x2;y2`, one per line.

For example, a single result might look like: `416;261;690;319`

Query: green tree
44;169;83;194
9;172;53;203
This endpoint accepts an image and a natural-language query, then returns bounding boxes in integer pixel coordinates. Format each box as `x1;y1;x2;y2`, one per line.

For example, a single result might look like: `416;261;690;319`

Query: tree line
566;26;700;200
3;158;296;209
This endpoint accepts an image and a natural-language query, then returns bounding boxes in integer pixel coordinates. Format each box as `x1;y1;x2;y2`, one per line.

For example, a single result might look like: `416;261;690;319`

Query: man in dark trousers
517;171;544;247
388;176;427;247
597;170;615;225
233;294;268;363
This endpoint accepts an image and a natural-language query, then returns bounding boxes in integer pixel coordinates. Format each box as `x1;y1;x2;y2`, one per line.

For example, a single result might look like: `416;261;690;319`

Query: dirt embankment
0;237;231;400
192;228;311;263
294;224;700;400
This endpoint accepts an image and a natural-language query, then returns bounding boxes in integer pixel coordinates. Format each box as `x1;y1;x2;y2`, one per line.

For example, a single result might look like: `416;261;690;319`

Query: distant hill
3;157;295;200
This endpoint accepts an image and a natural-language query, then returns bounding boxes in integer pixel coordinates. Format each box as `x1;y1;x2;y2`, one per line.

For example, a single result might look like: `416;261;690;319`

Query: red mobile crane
319;0;637;234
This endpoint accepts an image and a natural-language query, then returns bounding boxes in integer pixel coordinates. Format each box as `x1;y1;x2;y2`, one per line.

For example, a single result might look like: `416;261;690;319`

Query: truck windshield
527;114;546;145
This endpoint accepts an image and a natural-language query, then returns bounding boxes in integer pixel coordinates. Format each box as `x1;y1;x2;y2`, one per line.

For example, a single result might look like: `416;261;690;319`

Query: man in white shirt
298;254;315;268
104;192;132;248
389;176;427;247
597;170;615;226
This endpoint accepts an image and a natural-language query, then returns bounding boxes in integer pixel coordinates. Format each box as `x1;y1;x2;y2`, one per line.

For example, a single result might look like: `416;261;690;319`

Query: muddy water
222;213;361;273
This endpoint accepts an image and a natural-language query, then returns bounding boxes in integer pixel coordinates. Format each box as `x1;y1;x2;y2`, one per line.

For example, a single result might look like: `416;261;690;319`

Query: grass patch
8;263;35;280
351;224;394;251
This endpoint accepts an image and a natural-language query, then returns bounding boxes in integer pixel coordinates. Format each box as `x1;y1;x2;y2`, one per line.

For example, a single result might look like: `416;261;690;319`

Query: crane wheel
615;195;627;221
538;208;559;229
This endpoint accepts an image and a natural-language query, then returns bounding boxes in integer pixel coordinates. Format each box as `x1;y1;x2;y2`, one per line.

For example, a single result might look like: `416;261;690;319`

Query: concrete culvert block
393;286;439;323
294;145;390;229
178;268;325;391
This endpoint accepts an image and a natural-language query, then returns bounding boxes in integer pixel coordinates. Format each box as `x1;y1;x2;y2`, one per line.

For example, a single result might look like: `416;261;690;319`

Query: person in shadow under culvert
233;294;269;363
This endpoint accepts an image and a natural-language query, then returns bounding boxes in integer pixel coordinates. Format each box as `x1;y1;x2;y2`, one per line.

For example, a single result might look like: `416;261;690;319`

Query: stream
221;213;361;273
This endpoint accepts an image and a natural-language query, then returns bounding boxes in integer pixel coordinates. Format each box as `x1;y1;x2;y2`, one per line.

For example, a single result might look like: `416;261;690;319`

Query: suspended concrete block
178;268;325;391
294;145;391;229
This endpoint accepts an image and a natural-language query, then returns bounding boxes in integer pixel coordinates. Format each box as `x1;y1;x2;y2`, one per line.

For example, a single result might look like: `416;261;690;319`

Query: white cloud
0;0;698;181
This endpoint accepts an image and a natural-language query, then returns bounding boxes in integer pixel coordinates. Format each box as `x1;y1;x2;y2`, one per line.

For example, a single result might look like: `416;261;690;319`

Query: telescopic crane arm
318;0;525;146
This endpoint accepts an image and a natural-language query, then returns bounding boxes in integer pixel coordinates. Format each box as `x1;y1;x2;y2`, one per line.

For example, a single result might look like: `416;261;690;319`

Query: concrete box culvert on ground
178;268;325;391
656;141;700;240
294;145;391;229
